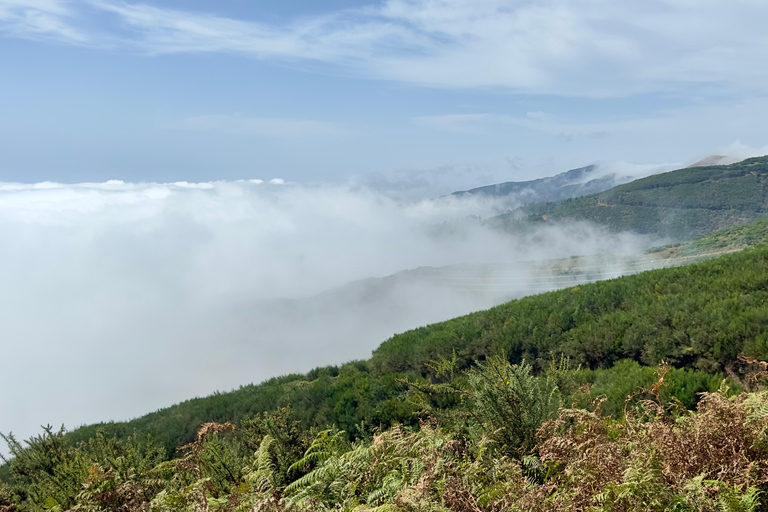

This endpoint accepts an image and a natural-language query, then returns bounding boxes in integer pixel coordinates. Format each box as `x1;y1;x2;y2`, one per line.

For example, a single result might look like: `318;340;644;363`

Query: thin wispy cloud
1;0;767;96
87;0;422;61
164;114;345;137
413;98;768;150
0;0;89;43
413;112;617;140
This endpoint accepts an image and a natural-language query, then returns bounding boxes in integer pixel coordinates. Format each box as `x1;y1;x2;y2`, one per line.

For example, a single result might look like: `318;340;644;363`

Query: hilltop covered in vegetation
488;156;768;241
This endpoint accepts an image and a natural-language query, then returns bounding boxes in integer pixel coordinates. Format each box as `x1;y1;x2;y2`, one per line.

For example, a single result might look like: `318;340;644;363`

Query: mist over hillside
0;176;655;444
451;161;677;205
489;156;768;241
4;154;768;449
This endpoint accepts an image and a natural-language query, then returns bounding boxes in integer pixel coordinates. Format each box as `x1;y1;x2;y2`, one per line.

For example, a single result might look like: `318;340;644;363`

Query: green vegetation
34;245;768;460
1;358;766;511
371;245;768;375
4;235;768;511
5;230;768;509
0;246;768;502
488;156;768;241
650;215;768;259
0;245;766;480
452;164;626;203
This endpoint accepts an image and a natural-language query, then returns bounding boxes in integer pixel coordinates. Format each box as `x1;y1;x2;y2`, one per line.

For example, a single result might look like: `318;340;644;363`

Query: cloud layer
1;0;767;95
0;177;654;444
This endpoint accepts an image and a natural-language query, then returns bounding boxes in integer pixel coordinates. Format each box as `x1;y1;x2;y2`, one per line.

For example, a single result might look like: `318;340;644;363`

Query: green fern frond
744;391;768;422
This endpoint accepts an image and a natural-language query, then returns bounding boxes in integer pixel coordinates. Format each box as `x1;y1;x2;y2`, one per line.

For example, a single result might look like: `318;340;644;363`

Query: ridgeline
488;156;768;241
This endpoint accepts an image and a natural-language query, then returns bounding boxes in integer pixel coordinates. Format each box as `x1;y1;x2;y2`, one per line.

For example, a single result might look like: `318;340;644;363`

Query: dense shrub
3;360;767;511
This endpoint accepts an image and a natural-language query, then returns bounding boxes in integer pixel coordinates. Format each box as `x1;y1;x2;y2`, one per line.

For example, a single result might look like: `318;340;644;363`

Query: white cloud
0;177;656;444
355;162;511;199
165;114;344;137
413;98;768;156
0;0;90;43
703;141;768;165
412;112;613;139
526;111;553;121
412;113;501;133
1;0;767;95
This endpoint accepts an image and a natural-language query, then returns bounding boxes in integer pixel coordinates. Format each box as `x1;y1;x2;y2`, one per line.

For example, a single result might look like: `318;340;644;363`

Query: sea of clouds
0;170;666;445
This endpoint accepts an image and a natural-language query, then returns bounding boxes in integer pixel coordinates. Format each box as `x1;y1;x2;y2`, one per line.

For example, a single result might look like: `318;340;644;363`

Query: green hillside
488;156;768;241
4;246;768;511
3;359;765;512
650;215;768;259
46;245;768;461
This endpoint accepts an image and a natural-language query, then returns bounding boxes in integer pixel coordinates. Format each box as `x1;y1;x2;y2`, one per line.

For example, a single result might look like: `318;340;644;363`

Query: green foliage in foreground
30;245;768;461
1;358;767;512
488;156;768;241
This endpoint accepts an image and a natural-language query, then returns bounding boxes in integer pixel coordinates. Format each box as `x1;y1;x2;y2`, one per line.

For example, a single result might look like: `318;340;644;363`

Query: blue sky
1;0;767;185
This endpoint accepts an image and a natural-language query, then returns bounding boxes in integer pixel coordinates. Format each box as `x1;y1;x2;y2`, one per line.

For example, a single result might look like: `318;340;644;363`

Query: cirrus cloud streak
1;0;767;96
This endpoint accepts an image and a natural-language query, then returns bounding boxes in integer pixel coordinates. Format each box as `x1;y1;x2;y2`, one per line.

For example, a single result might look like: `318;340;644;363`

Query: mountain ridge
487;155;768;241
450;163;661;205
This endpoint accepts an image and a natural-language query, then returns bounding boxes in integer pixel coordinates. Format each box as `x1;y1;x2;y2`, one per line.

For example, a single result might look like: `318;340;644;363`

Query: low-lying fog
0;173;661;443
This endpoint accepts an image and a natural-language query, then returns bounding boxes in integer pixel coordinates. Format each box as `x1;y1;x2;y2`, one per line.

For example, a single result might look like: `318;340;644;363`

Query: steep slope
60;245;768;456
488;156;768;241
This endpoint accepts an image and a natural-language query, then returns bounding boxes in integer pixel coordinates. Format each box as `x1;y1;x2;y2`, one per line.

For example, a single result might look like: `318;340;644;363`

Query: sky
0;0;767;185
1;0;768;445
